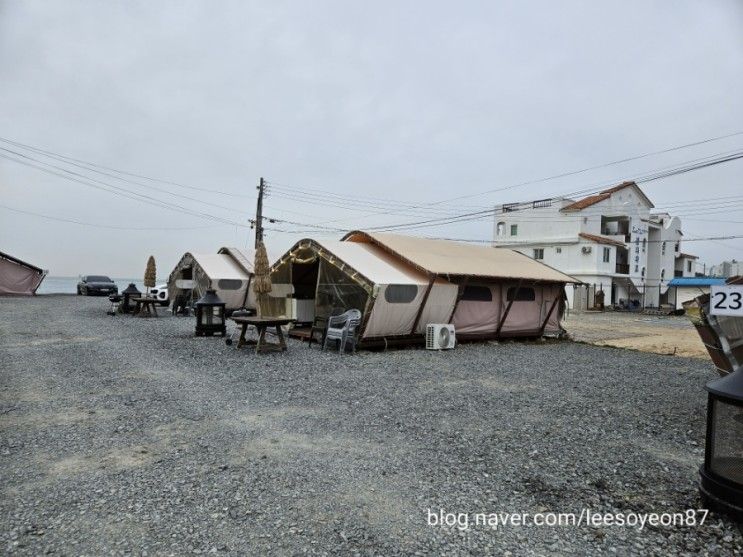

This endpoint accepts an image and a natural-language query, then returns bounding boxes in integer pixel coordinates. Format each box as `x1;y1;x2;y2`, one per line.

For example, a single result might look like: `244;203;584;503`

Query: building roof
668;277;725;287
342;231;580;283
561;181;654;212
677;253;699;260
578;233;627;248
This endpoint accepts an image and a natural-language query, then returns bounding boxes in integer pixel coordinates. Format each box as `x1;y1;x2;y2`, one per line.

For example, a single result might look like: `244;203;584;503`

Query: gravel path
1;296;741;555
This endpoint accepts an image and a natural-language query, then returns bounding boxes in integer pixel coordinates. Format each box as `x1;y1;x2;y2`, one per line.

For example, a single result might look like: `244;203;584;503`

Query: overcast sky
1;0;742;277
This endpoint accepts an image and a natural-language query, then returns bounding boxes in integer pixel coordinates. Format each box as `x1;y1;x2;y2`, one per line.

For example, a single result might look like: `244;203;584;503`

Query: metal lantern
121;283;141;314
195;289;226;337
700;369;743;518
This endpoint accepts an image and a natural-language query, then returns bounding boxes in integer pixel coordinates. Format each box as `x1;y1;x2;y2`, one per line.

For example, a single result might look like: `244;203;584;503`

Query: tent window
506;286;536;302
217;279;242;290
384;284;418;304
462;285;492;302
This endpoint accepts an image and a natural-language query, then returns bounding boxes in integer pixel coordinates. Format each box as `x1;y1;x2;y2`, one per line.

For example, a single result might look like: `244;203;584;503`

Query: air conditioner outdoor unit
426;324;456;350
581;246;592;254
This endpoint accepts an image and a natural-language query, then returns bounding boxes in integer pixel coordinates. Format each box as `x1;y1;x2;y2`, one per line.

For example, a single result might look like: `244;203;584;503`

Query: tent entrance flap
315;257;369;319
291;260;319;324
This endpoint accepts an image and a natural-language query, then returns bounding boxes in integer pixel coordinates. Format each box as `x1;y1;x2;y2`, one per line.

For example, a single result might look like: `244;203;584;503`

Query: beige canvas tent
342;231;580;339
268;232;579;345
167;247;256;311
0;250;47;296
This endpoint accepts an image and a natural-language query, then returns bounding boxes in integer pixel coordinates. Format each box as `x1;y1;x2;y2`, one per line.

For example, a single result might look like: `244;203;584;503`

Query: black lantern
700;369;743;519
195;289;226;337
121;283;141;314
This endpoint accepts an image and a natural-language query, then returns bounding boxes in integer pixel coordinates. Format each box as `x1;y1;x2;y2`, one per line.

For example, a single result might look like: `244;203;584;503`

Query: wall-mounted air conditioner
581;246;592;254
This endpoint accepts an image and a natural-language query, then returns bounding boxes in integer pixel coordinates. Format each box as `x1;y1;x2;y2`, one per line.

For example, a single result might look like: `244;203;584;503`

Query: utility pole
254;177;265;248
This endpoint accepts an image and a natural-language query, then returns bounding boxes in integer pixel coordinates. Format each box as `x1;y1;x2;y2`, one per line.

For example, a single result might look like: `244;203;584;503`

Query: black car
77;275;118;296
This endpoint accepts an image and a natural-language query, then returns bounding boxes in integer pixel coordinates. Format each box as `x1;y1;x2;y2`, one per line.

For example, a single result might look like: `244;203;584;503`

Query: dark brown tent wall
0;251;47;295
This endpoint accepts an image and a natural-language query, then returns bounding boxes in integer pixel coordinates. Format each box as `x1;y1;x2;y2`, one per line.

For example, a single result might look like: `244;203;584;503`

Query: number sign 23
710;285;743;316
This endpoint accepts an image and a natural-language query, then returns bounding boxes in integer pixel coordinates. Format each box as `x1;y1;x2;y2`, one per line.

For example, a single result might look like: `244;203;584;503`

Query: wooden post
495;279;522;337
410;275;436;335
254;177;265;248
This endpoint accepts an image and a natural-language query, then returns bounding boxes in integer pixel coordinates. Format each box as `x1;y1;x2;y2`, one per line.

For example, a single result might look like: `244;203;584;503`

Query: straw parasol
253;242;272;315
144;255;156;296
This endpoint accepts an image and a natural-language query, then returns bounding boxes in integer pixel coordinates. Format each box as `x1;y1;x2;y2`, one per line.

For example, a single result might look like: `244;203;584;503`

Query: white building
492;181;698;309
710;260;742;278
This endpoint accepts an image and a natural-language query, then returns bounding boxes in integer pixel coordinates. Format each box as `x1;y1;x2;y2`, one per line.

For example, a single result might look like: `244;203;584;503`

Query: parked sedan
77;275;118;296
148;283;170;306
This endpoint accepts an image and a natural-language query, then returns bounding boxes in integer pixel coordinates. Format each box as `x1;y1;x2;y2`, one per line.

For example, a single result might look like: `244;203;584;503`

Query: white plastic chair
322;309;362;353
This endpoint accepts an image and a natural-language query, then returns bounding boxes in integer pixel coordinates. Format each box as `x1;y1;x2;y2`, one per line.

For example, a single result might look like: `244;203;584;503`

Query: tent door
291;260;319;325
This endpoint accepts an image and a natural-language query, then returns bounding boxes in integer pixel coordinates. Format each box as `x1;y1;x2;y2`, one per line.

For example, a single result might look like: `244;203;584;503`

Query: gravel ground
1;295;741;555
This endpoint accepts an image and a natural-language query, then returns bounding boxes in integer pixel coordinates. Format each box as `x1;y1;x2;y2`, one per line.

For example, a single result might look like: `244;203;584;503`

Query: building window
384;284;418;304
675;242;680;253
510;224;518;236
661;241;666;255
506;286;536;302
533;248;544;260
688;260;693;273
642;238;646;253
661;269;665;280
555;247;562;254
634;265;639;273
496;222;506;236
602;247;610;263
641;267;646;278
461;285;492;302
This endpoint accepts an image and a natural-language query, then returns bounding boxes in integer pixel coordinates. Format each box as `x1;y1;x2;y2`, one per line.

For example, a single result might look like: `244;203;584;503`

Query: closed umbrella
253;242;272;316
144;255;156;297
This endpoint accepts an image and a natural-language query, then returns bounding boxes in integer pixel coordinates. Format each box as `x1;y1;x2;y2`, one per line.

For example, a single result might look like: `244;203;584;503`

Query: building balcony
615;263;630;275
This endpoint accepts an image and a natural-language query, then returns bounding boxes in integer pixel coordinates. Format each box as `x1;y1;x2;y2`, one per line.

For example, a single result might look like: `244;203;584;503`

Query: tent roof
342;231;580;283
287;240;434;285
0;250;45;274
185;252;250;281
218;247;255;275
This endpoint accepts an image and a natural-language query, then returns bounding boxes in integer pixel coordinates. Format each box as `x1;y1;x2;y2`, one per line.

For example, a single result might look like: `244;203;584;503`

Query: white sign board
710;285;743;316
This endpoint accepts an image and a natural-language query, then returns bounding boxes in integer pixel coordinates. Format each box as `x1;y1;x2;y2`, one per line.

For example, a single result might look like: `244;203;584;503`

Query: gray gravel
1;295;741;555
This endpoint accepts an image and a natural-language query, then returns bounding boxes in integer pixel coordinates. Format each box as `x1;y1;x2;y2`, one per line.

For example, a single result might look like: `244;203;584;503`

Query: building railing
615;263;630;274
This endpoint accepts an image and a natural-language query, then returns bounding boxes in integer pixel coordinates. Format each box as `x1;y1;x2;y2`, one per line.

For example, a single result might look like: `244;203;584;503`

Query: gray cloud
1;0;742;276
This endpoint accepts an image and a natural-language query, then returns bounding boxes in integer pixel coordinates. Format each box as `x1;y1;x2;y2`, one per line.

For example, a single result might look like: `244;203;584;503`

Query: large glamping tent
0;250;47;295
267;232;579;345
167;247;256;311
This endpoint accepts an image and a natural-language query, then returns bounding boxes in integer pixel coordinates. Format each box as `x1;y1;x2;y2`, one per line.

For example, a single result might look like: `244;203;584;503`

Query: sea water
36;276;157;294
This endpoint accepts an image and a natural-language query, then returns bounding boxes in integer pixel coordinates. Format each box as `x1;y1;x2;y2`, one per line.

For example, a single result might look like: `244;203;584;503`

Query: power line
0;136;251;198
0;204;227;231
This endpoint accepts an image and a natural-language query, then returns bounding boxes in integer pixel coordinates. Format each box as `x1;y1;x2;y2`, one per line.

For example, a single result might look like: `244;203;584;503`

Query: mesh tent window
315;258;369;318
461;285;493;302
506;286;536;302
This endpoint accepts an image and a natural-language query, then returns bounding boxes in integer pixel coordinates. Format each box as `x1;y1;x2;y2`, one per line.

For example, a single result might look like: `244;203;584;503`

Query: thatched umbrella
253;242;272;316
144;255;156;296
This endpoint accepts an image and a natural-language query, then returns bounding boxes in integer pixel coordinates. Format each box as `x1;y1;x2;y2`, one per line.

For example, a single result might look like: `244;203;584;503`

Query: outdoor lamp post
195;289;226;337
700;368;743;518
121;283;141;314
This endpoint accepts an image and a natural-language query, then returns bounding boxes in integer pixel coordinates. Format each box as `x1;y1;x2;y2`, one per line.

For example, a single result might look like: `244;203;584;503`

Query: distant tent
0;250;47;296
167;247;256;311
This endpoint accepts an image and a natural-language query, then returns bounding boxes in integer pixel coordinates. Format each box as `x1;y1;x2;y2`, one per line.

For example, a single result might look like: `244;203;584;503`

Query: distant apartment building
710;260;742;278
492;181;697;309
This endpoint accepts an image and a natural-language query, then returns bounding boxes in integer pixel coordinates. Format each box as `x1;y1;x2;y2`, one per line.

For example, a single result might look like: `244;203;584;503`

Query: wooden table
231;316;295;354
132;297;159;317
